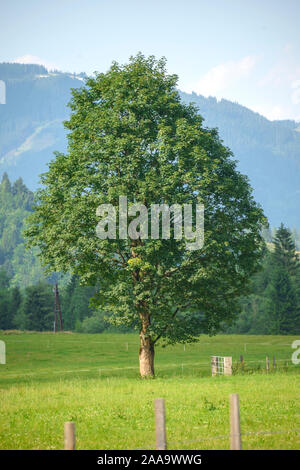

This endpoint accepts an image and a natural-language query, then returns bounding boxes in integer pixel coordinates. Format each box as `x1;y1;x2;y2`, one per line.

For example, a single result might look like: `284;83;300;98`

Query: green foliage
265;268;299;334
25;54;266;350
265;225;300;334
78;310;109;333
227;224;300;334
0;173;46;287
20;282;53;331
61;275;99;330
272;223;299;277
0;268;21;329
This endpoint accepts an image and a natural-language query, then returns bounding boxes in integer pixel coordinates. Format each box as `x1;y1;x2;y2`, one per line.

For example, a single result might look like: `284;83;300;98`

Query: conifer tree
265;267;300;334
22;282;53;331
265;224;300;334
272;223;299;278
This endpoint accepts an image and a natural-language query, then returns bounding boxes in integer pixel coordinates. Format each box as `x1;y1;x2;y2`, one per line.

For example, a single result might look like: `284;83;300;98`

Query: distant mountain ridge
0;62;299;227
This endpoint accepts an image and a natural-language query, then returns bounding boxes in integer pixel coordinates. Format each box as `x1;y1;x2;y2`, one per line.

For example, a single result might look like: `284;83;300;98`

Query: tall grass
0;332;299;449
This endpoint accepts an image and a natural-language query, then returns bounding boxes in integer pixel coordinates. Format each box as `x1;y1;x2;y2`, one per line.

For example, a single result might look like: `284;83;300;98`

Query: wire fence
2;355;299;380
3;338;297;348
134;428;300;450
132;396;300;450
63;395;300;450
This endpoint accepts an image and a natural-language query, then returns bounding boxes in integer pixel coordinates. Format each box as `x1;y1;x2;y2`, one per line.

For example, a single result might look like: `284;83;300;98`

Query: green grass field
0;332;299;450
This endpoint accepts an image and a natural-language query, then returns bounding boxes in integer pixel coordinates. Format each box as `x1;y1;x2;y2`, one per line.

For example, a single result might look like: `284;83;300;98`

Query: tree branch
152;303;190;345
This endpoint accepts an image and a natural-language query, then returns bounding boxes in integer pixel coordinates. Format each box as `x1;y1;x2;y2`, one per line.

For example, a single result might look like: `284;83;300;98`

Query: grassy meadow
0;332;299;450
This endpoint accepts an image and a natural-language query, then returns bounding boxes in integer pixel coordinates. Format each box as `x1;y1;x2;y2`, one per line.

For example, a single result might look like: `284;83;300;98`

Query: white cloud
12;55;59;71
258;47;300;114
258;66;283;87
183;55;257;97
251;105;288;121
291;79;300;105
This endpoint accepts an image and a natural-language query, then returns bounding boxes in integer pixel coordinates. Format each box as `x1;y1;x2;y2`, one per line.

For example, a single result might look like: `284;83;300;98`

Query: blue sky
1;0;300;120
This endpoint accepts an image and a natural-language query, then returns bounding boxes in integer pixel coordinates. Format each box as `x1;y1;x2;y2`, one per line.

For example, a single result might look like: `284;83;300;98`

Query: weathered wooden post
64;422;76;450
224;356;233;376
0;340;5;365
211;356;218;376
154;398;167;450
266;356;269;373
273;355;276;369
230;394;242;450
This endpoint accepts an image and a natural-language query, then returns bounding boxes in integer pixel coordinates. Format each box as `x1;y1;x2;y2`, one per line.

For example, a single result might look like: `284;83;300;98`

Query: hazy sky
1;0;300;121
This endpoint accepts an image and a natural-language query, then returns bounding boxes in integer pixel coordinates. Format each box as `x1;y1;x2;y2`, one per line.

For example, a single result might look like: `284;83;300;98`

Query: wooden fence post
273;355;276;369
224;357;232;376
230;394;242;450
266;356;269;373
154;398;167;450
211;356;218;376
64;422;76;450
0;340;5;365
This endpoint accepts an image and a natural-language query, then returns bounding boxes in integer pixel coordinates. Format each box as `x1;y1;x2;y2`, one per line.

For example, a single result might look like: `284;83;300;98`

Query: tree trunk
139;334;155;378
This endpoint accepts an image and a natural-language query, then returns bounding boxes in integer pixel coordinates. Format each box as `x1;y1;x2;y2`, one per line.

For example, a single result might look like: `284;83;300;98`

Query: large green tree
25;55;266;377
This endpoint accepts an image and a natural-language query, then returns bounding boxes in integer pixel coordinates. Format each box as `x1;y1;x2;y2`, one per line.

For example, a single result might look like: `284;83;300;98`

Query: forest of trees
0;271;132;333
226;224;300;334
0;173;300;334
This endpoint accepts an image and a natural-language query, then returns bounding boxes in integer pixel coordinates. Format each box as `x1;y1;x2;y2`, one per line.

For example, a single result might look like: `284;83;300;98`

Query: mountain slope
0;63;299;227
179;92;300;228
0;63;83;186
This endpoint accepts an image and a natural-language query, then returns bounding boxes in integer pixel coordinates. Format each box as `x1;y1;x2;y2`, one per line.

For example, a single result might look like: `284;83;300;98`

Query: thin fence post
64;421;76;450
266;356;269;373
230;394;242;450
154;398;167;450
211;356;217;376
240;355;244;364
224;356;232;376
273;355;276;369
